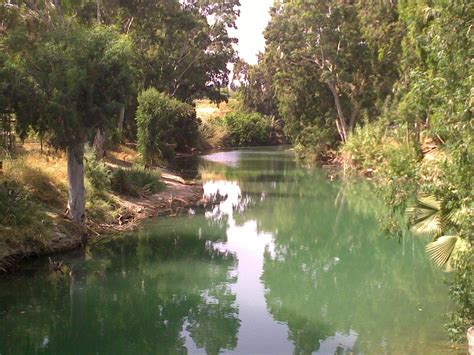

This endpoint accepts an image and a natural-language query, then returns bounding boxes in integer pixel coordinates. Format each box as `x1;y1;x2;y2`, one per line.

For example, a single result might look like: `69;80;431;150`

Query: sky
230;0;274;65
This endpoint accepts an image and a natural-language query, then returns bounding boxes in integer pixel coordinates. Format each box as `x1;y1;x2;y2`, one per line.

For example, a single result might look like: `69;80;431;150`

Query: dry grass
3;149;68;207
195;99;237;148
106;144;139;167
0;147;69;250
198;121;228;148
195;99;235;123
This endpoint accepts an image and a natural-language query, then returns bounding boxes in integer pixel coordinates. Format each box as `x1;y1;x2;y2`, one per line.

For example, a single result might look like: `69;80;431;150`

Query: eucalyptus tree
241;0;401;150
234;56;279;118
3;5;134;223
68;0;240;146
75;0;240;103
264;1;375;143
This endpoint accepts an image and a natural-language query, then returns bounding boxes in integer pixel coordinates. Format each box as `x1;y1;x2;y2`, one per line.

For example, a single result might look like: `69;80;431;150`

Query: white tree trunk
326;81;348;143
67;144;85;224
93;128;106;160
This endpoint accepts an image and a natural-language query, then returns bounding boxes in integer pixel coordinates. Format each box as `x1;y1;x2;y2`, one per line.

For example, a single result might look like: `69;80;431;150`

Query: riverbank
0;145;204;273
0;147;462;354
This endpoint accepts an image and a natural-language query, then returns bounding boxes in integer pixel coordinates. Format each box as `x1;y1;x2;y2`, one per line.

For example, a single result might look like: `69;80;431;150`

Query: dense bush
293;124;336;162
136;88;199;164
111;168;164;197
223;111;271;147
0;181;33;228
84;149;112;193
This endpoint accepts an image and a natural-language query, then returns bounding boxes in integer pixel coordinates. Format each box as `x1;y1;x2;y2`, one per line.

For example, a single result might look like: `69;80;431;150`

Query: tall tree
252;0;401;147
6;20;134;223
76;0;240;103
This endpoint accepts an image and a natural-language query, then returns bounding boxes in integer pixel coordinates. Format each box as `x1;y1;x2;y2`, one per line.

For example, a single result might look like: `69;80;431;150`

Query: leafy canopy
10;24;134;148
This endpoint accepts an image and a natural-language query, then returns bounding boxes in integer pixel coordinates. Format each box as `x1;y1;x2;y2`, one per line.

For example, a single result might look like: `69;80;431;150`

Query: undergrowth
110;168;164;197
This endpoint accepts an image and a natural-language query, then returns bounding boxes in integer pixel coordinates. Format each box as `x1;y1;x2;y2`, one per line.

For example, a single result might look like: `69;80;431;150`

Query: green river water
0;147;460;354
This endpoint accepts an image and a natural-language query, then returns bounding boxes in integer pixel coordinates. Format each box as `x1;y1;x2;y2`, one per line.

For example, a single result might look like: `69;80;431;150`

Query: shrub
111;168;164;197
293;124;336;162
0;181;33;227
342;120;386;169
84;148;112;193
136;88;199;164
223;111;271;147
198;120;228;148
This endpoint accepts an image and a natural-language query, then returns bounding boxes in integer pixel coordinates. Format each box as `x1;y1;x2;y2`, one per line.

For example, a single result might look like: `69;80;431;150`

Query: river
0;147;458;354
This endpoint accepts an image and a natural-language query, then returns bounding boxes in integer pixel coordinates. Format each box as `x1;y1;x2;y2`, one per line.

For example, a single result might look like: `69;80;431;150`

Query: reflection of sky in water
183;153;359;354
202;151;242;167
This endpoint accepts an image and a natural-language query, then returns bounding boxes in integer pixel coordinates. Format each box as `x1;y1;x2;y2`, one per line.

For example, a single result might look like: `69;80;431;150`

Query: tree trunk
326;81;348;142
349;101;361;131
327;81;361;143
92;128;106;160
117;105;125;137
67;144;85;224
96;0;101;23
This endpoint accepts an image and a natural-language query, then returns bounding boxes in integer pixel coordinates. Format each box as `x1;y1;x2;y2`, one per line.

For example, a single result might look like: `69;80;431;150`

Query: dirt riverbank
0;150;205;273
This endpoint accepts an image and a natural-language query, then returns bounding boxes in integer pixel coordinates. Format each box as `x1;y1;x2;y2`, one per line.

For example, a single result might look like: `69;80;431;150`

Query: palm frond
406;195;443;235
425;235;468;271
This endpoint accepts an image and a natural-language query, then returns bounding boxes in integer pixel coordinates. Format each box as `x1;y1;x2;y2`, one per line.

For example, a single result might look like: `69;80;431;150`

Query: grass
195;99;235;123
0;144;166;262
4;149;68;205
106;144;139;167
1;149;68;242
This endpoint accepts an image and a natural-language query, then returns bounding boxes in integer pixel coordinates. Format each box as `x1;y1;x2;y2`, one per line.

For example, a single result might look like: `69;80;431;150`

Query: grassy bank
0;144;203;273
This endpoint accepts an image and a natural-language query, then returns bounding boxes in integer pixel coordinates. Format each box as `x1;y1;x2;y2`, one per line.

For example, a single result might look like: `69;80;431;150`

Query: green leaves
136;88;198;164
406;195;443;236
8;24;134;148
223;111;272;147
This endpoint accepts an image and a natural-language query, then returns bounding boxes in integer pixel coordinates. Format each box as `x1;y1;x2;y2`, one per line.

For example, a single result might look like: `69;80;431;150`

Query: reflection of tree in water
186;283;240;355
178;149;449;354
253;177;449;354
0;148;453;354
0;217;240;354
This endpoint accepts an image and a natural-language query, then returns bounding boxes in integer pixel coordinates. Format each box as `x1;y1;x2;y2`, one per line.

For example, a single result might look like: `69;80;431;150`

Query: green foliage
136;88;198;164
243;0;403;149
223;111;271;147
390;1;473;340
293;125;336;162
111;168;164;197
341;0;474;337
0;181;33;228
84;149;112;193
446;249;474;343
233;58;279;118
9;24;134;149
342;120;386;169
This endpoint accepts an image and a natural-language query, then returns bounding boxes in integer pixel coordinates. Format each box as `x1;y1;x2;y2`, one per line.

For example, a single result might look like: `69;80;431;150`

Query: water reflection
0;147;455;354
0;220;240;354
202;177;292;354
197;149;452;354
